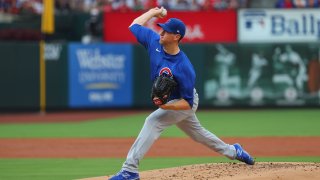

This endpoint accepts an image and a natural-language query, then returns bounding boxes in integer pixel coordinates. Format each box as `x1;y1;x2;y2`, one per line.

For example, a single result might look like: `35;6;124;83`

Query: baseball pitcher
109;7;255;180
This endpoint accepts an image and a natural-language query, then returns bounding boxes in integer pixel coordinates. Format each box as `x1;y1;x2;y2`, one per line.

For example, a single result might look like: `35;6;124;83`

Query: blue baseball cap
157;18;186;38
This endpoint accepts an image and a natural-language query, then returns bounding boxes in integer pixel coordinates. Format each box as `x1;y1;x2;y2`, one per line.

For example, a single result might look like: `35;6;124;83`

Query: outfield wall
0;42;319;110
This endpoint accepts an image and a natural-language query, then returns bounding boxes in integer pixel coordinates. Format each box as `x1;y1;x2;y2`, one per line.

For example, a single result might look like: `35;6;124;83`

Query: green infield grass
0;157;320;180
0;109;319;138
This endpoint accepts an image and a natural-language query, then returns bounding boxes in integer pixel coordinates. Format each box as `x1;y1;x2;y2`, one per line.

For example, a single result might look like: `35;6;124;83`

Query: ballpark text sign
238;9;320;42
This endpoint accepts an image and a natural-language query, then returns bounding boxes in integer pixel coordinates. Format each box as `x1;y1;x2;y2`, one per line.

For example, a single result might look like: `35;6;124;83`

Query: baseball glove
151;75;177;106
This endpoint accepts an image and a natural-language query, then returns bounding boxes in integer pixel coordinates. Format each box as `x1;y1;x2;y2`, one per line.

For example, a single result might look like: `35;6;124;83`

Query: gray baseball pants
122;89;236;173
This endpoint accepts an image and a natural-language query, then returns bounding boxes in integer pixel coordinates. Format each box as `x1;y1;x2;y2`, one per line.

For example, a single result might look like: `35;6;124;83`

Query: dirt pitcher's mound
80;162;320;180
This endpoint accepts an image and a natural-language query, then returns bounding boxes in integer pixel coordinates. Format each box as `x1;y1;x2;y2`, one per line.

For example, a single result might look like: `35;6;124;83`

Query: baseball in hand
160;8;167;17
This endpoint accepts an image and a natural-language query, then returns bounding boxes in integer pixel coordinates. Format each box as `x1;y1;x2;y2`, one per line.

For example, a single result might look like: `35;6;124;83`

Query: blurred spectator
308;0;320;8
55;0;71;14
228;0;239;9
0;0;10;13
275;0;295;8
19;0;43;14
112;0;131;12
201;0;212;11
238;0;249;8
131;0;144;11
8;0;19;14
189;0;201;10
249;0;277;8
307;0;319;7
101;0;113;12
144;0;158;9
158;0;171;10
82;0;97;12
293;0;307;7
32;0;42;13
212;0;229;10
293;0;319;7
171;0;191;11
1;0;319;16
68;0;83;11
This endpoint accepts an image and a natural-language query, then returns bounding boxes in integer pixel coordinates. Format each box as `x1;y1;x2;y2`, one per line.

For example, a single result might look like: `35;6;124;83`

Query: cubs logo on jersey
159;67;173;77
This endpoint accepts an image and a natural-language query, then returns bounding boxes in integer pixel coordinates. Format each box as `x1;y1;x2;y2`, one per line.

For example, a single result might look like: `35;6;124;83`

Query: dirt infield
139;163;320;180
1;137;320;158
79;162;320;180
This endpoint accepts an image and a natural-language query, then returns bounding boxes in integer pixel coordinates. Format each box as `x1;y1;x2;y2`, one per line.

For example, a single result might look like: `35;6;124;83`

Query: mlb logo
243;10;267;30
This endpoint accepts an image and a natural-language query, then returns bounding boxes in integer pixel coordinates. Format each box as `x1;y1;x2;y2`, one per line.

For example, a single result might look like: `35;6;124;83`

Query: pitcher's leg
122;113;162;173
122;108;190;173
176;114;236;159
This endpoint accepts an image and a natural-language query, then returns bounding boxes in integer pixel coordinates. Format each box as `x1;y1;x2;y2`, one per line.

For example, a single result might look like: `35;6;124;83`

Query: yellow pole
41;0;55;34
40;0;54;113
40;40;46;113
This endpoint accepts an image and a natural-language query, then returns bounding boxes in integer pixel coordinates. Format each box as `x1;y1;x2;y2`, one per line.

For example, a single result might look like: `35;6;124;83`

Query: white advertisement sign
238;9;320;43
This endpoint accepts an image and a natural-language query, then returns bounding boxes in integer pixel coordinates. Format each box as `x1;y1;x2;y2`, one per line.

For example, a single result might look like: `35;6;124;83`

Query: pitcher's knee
145;115;155;125
145;115;161;127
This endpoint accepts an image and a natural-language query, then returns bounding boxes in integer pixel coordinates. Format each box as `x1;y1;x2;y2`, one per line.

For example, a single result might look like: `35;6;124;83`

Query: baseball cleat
233;143;255;165
109;170;140;180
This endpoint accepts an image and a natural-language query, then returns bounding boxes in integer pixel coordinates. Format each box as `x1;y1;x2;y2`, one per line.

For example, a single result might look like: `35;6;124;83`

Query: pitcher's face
159;30;180;45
